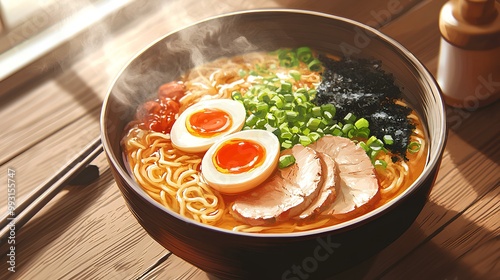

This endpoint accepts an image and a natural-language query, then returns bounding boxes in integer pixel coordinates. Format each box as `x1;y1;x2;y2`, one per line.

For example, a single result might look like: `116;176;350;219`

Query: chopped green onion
272;127;281;137
274;110;286;123
299;135;312;146
255;119;267;128
293;92;308;104
321;103;336;115
264;123;277;133
289;70;301;81
238;69;247;77
347;128;357;139
281;81;292;93
266;113;277;127
283;102;294;111
323;112;336;125
290;126;300;134
281;131;293;140
281;140;293;150
279;154;296;168
311;106;322;117
354;118;369;129
286;111;298;122
296;46;313;63
246;114;258;126
257;92;271;103
306;118;321;131
383;135;394;145
408;141;421;153
370;149;381;159
319;119;329;129
307;59;322;71
344;113;357;124
359;142;369;152
231;91;243;101
354;127;370;139
279;122;289;132
283;94;294;103
366;135;378;146
295;104;308;119
374;159;388;169
271;96;284;108
369;139;384;151
278;50;298;68
309;132;322;142
255;103;269;117
308;89;317;100
331;126;343;136
246;100;257;112
342;123;354;135
323;111;334;122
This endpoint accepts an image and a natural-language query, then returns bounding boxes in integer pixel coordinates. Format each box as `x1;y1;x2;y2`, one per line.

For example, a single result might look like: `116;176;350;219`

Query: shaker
437;0;500;108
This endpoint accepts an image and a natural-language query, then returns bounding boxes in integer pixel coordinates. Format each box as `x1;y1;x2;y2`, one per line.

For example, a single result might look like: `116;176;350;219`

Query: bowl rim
100;8;448;238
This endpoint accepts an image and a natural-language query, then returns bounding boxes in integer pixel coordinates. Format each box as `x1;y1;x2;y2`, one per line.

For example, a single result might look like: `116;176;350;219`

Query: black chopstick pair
0;137;103;243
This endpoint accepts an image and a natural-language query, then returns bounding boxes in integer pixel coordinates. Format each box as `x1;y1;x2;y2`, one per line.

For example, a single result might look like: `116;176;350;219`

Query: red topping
158;81;186;101
134;81;186;134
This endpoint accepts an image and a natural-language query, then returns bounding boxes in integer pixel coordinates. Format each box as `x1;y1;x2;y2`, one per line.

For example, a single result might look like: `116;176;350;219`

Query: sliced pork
309;136;380;219
297;152;338;220
231;145;323;226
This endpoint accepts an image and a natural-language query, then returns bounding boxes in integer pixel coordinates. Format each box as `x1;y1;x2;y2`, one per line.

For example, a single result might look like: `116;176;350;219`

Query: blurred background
0;0;427;96
0;0;167;95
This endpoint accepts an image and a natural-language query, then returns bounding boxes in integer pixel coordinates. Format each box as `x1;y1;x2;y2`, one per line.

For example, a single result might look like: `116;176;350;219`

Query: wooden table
1;0;498;279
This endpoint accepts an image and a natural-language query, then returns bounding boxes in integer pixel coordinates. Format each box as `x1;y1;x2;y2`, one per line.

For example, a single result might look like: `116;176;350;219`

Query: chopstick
0;137;103;242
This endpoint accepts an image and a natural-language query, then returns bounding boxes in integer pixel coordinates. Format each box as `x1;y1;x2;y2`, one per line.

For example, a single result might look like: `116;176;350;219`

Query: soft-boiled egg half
171;99;246;153
201;129;280;194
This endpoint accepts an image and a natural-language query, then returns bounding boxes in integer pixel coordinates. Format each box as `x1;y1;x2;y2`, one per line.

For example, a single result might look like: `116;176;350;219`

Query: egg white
201;129;280;194
170;99;246;153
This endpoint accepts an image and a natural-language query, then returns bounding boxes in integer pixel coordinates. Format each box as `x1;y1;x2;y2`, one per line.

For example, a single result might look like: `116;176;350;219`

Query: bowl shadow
199;199;495;280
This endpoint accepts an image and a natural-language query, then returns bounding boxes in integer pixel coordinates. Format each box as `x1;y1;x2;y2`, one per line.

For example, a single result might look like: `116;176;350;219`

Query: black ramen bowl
101;9;447;280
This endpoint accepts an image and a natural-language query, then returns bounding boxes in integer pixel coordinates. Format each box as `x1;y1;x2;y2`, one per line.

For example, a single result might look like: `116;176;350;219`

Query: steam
108;11;263;128
104;7;294;141
165;16;258;68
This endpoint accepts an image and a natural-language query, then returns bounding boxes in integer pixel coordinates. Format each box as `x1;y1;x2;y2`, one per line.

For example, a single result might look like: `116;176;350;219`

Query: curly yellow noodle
157;159;182;167
128;136;147;150
160;181;177;197
123;127;224;224
146;165;165;183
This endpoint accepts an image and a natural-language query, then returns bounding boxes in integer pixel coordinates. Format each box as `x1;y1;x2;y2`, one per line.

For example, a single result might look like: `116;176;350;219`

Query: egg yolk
213;139;266;174
187;108;232;137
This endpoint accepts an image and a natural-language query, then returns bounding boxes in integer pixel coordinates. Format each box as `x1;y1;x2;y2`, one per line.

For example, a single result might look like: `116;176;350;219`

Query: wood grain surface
0;0;498;279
